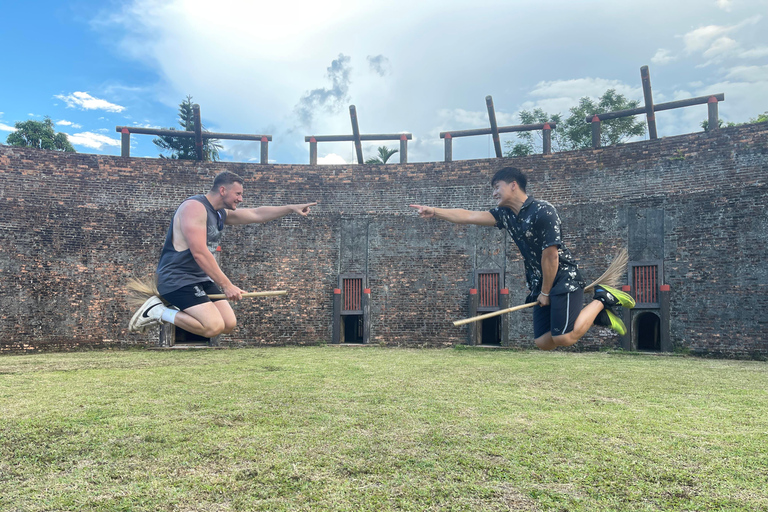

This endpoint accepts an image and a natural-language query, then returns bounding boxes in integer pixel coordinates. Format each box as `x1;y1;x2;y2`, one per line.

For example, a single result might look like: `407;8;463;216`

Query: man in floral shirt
410;167;634;350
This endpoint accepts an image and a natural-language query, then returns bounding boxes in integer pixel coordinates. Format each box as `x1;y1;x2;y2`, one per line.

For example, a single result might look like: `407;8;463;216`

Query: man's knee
201;318;226;338
552;332;577;347
535;335;557;351
221;319;237;335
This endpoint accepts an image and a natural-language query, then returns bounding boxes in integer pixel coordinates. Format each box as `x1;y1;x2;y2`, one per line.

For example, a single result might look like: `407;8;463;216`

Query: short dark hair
491;167;527;192
212;171;244;190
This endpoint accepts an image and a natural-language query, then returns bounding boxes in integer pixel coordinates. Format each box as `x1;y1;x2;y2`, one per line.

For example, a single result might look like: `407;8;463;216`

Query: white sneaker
129;296;165;332
137;305;178;334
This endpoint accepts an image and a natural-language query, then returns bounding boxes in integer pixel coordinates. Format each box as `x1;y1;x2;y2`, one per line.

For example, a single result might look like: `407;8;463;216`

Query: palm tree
365;145;399;164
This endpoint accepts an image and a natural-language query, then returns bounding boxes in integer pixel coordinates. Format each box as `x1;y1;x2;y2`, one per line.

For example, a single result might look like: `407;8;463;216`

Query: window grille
477;271;500;310
342;277;363;313
633;264;658;305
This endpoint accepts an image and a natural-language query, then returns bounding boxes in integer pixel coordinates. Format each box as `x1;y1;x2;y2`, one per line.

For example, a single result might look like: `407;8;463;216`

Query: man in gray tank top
129;171;316;337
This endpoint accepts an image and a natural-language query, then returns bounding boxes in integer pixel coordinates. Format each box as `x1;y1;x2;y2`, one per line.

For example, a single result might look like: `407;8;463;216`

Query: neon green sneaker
593;285;636;309
594;307;627;336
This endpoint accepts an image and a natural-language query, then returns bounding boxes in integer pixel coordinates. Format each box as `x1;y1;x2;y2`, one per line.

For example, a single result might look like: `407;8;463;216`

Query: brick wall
1;122;766;356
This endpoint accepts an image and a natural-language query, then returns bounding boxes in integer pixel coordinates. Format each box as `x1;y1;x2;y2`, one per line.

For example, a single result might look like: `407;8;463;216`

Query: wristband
540;291;550;297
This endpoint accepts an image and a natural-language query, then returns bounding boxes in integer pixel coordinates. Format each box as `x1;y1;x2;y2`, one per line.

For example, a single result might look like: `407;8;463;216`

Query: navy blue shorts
533;289;584;338
161;281;224;311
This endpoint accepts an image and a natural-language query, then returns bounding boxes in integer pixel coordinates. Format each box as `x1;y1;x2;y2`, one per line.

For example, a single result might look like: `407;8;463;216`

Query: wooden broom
452;248;628;326
125;275;286;310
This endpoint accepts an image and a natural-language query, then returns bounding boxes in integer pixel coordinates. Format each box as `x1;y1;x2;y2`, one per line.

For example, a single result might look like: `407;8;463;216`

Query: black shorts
533;289;584;338
161;281;224;311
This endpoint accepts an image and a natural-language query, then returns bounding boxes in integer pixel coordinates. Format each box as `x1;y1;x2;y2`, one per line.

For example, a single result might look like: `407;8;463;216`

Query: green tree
365;145;399;164
153;96;223;161
6;117;75;152
503;109;564;157
503;90;646;157
702;111;767;131
560;89;647;150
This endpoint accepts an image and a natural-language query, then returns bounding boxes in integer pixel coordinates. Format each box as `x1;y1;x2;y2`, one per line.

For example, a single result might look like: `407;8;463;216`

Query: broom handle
207;290;287;300
453;302;536;327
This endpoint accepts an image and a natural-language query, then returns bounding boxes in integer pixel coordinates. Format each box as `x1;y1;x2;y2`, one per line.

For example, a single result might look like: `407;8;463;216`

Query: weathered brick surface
1;123;766;356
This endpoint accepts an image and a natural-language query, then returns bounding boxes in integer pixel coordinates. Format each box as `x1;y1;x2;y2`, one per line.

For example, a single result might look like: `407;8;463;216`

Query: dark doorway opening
343;315;364;344
637;312;661;351
480;317;501;346
175;326;209;345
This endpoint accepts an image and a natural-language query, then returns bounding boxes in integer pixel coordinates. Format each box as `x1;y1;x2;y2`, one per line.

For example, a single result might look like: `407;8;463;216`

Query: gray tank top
156;195;227;296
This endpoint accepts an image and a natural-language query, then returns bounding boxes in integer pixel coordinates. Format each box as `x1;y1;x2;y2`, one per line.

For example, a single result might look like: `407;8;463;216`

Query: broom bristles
584;248;628;292
125;275;166;309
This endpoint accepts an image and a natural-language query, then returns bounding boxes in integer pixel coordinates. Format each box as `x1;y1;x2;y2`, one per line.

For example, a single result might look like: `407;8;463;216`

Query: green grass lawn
1;347;767;511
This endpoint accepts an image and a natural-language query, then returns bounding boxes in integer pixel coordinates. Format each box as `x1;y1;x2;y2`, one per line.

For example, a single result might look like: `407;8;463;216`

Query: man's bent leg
172;302;226;338
214;300;237;334
552;300;603;347
532;305;557;350
159;282;230;338
535;333;558;351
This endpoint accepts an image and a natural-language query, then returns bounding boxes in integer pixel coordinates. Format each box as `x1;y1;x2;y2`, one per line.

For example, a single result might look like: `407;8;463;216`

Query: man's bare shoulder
177;198;206;217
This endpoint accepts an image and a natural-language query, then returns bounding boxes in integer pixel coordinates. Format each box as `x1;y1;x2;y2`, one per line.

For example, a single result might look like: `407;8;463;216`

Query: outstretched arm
409;205;496;226
225;202;317;225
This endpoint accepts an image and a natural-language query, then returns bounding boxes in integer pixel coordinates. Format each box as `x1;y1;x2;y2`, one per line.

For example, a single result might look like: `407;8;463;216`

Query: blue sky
1;0;766;164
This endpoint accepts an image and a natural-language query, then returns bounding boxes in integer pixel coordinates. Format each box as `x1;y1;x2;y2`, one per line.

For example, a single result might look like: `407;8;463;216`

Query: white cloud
703;36;739;60
55;91;126;113
717;0;732;11
651;48;676;65
724;65;768;83
437;108;487;128
529;77;640;100
317;153;347;165
682;16;762;55
131;122;161;129
56;120;82;128
739;46;768;59
0;123;14;132
67;132;121;149
683;25;731;54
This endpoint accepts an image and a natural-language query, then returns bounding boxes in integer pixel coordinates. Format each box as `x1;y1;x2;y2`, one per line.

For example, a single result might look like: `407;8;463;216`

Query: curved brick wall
1;122;766;356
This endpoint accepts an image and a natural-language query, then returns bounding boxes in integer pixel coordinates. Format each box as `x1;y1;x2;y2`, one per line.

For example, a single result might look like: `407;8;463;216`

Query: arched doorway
635;312;661;351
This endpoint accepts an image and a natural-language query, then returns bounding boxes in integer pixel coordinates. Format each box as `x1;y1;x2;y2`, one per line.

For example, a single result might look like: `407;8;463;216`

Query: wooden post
468;289;478;345
542;123;552;155
121;128;130;157
486;95;503;158
708;96;719;131
640;65;658;140
444;133;453;162
349;105;364;164
399;134;408;164
332;288;341;344
193;104;203;161
591;116;601;149
260;136;268;164
309;137;318;165
362;288;371;343
660;284;671;352
499;288;510;346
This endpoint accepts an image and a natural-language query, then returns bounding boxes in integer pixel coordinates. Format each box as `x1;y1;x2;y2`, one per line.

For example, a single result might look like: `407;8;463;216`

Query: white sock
161;308;178;324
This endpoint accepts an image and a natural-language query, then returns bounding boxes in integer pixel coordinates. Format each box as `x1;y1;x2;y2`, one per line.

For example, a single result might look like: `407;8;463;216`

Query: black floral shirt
490;196;585;298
